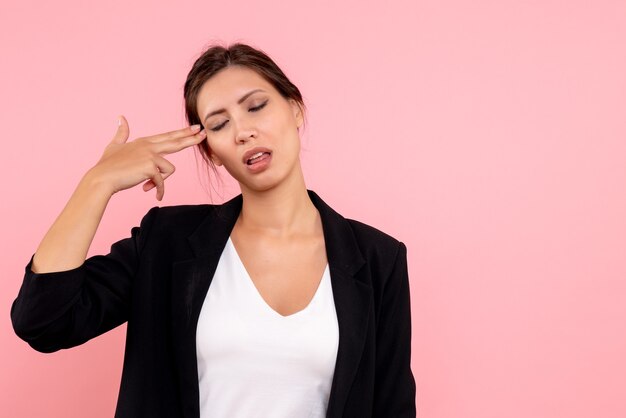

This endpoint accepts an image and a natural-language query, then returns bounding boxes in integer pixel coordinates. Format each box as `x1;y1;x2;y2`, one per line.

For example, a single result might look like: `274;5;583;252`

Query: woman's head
184;43;305;182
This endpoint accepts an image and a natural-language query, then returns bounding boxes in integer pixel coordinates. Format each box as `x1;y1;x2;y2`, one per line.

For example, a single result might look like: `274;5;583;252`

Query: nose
235;124;257;144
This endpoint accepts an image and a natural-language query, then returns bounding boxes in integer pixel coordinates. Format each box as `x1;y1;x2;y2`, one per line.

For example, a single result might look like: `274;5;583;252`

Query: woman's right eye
210;121;227;132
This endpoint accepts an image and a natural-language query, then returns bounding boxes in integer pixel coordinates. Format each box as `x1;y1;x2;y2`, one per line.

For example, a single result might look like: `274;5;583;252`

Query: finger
143;169;175;191
153;129;207;155
111;115;130;144
142;156;176;191
148;124;203;143
150;171;165;201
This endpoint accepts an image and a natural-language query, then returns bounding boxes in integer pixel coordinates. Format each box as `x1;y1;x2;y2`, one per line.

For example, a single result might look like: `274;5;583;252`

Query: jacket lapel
169;190;370;418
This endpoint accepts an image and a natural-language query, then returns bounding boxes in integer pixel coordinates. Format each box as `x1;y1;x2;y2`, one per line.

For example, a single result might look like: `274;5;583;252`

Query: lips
242;147;272;165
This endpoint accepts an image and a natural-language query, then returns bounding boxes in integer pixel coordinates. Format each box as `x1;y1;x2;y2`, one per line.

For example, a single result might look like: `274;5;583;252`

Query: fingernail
198;129;206;137
118;117;121;126
190;124;201;131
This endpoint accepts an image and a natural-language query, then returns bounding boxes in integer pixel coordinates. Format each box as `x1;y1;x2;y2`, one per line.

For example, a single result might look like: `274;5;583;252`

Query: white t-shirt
196;237;339;418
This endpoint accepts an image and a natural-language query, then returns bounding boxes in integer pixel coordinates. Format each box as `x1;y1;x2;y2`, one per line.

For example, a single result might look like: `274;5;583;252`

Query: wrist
80;168;116;198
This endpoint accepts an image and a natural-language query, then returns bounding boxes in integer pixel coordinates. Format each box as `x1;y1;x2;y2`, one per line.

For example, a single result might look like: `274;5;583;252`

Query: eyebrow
202;89;266;125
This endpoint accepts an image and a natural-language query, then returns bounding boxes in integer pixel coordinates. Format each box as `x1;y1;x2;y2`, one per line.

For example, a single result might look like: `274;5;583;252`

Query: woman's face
196;65;304;193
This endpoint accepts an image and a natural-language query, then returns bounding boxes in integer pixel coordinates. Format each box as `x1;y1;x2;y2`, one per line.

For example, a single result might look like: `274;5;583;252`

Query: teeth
247;151;269;164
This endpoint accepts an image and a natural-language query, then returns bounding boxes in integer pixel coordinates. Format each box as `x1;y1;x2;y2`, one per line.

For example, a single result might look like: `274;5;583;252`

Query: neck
238;164;319;237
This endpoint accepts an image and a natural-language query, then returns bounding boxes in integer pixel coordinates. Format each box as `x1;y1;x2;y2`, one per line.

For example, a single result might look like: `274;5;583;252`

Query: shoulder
136;203;222;236
345;217;406;271
345;217;401;249
143;203;211;223
308;189;406;267
336;217;408;297
338;216;409;301
150;204;213;221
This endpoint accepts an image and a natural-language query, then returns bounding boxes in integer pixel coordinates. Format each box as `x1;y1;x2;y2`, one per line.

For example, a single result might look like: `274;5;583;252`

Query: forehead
197;65;274;110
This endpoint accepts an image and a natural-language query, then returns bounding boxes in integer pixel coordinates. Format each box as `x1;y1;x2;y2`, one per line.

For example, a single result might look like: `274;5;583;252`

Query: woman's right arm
30;170;115;274
31;115;206;274
11;116;206;352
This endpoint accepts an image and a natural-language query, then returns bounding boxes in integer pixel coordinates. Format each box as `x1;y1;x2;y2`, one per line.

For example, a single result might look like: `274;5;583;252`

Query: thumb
111;115;130;144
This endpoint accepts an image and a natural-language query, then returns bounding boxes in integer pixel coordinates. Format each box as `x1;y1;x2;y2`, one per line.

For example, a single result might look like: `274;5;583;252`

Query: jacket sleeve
373;241;417;417
9;206;160;353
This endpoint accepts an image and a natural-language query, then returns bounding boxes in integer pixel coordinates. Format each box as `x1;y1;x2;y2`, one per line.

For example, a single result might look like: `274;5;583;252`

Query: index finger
154;129;207;154
148;124;203;143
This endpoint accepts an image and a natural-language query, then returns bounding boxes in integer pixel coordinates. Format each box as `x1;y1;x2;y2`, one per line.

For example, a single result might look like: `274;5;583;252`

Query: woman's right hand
88;115;207;201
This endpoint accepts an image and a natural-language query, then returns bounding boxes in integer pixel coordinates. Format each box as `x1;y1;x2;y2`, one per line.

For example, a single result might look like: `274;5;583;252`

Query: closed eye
250;100;268;112
210;100;268;132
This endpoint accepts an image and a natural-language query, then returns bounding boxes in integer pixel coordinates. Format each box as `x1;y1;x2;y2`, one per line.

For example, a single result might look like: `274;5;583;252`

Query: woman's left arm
373;241;417;417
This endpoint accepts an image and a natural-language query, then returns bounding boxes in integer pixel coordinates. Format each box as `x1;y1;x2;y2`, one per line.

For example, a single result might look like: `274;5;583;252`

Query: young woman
11;43;416;418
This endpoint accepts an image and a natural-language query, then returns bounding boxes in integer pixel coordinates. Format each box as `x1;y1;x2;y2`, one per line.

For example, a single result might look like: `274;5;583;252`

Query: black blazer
11;190;416;417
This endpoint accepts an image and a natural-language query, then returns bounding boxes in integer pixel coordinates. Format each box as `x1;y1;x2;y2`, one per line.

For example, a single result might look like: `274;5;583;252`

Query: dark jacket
11;190;416;417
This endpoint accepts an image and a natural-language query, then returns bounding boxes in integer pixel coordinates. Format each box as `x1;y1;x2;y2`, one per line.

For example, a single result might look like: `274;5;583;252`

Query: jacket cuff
11;254;86;338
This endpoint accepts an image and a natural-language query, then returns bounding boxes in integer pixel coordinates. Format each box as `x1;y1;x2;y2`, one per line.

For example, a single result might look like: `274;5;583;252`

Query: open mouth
246;151;272;165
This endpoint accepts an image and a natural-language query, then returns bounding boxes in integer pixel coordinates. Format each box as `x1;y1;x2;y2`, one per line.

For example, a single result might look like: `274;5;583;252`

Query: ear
289;99;304;129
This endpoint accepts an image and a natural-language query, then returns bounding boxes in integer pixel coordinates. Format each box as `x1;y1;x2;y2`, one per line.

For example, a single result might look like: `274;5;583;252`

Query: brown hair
183;42;307;175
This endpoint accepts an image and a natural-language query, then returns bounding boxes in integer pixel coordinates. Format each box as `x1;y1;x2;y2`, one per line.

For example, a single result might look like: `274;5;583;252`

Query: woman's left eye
249;100;268;112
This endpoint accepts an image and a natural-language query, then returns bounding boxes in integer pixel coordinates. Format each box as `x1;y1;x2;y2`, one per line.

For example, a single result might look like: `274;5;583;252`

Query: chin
228;170;277;192
229;157;300;193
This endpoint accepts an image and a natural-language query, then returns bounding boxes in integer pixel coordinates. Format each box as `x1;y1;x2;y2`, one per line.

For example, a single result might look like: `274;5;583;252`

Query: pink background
1;1;625;417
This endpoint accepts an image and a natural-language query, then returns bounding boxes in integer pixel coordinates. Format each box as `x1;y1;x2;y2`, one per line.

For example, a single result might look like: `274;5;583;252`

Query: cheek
257;114;282;134
261;104;295;133
204;138;229;163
